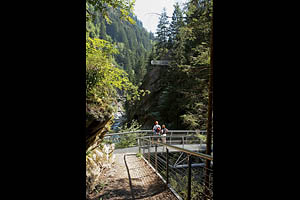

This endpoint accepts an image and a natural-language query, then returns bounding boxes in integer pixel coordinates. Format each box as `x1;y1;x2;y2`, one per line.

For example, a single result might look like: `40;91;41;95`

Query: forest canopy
126;0;213;130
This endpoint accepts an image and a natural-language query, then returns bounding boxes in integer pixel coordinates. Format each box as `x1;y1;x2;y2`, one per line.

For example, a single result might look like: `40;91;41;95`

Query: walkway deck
90;153;177;200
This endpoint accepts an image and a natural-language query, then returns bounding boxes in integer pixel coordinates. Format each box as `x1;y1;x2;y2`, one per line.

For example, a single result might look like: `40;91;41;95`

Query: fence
104;130;207;149
104;130;213;199
138;136;213;200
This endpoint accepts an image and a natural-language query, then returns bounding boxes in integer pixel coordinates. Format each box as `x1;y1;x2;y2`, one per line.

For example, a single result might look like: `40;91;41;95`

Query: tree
168;3;184;49
169;3;186;65
155;7;170;58
133;0;213;130
86;0;136;24
86;0;143;151
89;5;152;86
99;20;107;40
174;0;212;130
86;37;148;150
184;0;212;65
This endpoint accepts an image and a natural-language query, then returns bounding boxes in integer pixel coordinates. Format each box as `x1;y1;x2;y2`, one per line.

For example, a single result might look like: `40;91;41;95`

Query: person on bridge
161;124;168;151
152;121;161;144
161;124;168;143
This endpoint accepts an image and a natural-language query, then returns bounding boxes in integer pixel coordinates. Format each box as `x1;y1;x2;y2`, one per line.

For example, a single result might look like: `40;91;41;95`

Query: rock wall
127;65;168;129
86;143;115;198
86;116;112;151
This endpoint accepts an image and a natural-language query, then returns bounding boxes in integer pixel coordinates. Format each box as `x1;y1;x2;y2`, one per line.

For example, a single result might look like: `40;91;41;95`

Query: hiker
161;124;168;151
152;121;161;144
161;124;168;144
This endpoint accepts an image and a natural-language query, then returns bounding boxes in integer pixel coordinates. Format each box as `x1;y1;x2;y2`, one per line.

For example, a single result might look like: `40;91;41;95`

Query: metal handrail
107;131;209;152
139;136;213;200
105;130;152;136
140;137;212;161
106;129;207;136
138;135;198;138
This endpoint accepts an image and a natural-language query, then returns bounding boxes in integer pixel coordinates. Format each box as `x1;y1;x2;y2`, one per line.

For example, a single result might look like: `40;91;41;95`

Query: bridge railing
106;129;207;137
139;136;213;200
104;130;208;150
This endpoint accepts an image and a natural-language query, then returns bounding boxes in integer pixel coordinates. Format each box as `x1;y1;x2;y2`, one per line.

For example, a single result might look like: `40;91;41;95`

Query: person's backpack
156;127;161;134
162;128;168;135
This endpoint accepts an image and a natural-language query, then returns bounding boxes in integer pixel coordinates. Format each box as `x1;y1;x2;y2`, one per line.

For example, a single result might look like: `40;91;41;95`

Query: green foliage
169;173;207;200
168;3;184;49
119;119;142;132
126;0;212;130
86;0;136;24
115;133;137;148
195;133;207;143
114;119;144;148
86;1;152;135
86;37;144;123
180;113;199;129
166;0;212;130
87;3;153;85
155;7;170;57
136;152;142;158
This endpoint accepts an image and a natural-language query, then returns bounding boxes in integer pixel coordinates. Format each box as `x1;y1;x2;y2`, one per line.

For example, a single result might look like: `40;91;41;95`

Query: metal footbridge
103;130;213;200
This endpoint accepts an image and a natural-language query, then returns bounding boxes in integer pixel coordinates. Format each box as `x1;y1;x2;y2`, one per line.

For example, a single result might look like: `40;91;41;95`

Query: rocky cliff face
86;116;111;151
86;95;125;151
86;100;113;152
86;143;115;198
127;65;168;129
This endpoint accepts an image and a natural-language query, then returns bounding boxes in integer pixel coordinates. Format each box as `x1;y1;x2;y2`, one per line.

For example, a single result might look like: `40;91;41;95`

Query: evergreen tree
99;20;107;40
134;0;213;130
169;3;186;64
184;0;212;66
155;7;170;58
118;26;129;45
168;3;184;49
177;0;212;129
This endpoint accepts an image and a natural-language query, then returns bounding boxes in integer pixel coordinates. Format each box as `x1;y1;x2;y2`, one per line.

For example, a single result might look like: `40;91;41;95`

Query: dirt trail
90;153;177;200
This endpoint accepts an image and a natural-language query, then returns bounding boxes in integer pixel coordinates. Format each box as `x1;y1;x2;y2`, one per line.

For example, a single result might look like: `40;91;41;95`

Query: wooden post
205;8;213;200
205;3;213;165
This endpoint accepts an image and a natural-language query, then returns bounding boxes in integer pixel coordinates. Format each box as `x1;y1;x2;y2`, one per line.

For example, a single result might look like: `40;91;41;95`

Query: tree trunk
204;11;213;199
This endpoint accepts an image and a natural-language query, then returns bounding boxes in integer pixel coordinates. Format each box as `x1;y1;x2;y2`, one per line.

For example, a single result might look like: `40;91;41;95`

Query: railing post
138;137;141;154
155;144;158;171
148;138;151;162
166;148;169;185
182;136;185;148
142;138;145;155
186;135;188;144
187;155;192;200
200;139;203;152
204;159;212;200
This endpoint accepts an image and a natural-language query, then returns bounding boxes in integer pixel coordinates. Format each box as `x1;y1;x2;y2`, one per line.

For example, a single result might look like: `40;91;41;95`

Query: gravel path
126;155;177;200
90;153;177;200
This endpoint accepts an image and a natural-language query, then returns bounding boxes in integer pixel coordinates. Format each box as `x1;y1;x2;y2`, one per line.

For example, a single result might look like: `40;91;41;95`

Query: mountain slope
86;5;154;85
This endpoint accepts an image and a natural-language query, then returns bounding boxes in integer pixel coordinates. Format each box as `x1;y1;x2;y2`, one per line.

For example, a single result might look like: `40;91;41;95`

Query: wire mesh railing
139;136;213;200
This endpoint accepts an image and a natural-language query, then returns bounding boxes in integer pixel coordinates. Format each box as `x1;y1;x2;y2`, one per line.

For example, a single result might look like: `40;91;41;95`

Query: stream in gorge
111;97;126;132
